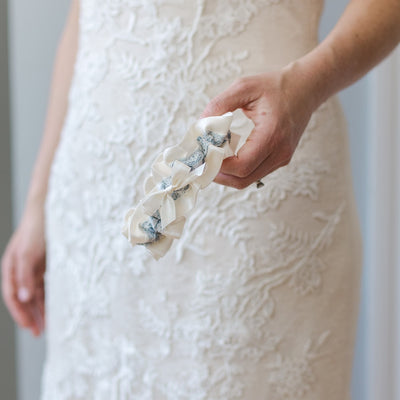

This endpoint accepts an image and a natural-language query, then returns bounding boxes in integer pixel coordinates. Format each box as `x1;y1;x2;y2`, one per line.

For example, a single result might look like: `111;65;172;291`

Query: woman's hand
0;0;81;337
1;204;46;336
201;66;317;189
200;0;400;191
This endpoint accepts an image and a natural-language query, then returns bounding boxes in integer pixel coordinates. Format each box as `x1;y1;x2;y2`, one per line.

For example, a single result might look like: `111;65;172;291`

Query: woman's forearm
25;0;79;214
285;0;400;112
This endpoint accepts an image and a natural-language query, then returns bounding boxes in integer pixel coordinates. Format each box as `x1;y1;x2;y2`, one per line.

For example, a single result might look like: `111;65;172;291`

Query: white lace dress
41;0;363;399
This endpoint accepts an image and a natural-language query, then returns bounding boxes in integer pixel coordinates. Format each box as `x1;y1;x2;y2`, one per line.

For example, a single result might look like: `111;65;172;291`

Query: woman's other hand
0;0;81;337
201;66;317;189
1;204;46;336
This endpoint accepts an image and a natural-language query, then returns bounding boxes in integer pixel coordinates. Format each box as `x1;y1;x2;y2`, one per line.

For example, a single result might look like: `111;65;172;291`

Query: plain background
0;0;16;397
0;0;370;399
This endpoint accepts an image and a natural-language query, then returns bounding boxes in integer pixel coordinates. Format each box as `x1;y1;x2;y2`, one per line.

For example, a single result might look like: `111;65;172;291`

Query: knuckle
18;247;36;264
280;144;293;163
236;163;253;178
208;97;225;114
232;179;249;190
232;77;249;92
286;151;293;164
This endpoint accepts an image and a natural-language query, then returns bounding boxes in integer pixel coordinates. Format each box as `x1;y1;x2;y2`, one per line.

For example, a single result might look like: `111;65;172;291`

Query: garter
122;110;253;260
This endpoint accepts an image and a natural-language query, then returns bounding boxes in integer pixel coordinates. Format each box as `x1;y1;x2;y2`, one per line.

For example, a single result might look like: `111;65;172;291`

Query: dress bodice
78;0;325;75
57;0;330;248
66;0;324;163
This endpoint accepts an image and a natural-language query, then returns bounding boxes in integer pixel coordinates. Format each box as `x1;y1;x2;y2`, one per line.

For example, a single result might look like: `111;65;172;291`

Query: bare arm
1;0;79;336
26;0;80;212
201;0;400;189
291;0;400;111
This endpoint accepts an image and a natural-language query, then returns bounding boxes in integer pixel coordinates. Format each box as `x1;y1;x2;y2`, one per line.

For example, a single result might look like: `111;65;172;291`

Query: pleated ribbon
122;110;254;260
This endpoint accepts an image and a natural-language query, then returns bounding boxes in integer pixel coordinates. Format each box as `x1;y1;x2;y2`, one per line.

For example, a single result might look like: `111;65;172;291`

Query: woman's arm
1;0;79;336
292;0;400;111
201;0;400;189
27;0;80;210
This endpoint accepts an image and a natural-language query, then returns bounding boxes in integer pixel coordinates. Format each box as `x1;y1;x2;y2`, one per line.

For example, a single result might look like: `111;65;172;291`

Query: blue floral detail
181;130;230;170
139;210;163;243
140;130;230;244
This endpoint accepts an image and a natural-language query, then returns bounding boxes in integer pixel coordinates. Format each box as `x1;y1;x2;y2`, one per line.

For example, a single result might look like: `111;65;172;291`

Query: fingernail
18;287;30;302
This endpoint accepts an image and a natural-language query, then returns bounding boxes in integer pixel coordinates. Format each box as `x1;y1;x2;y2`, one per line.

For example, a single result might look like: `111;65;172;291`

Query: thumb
16;254;35;303
200;78;256;118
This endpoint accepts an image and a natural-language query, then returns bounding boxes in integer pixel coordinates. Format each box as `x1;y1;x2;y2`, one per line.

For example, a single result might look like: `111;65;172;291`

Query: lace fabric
41;0;362;399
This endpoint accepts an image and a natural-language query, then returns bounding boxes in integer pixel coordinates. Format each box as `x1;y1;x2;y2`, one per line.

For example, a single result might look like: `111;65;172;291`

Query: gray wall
7;0;70;399
319;3;368;400
7;0;368;399
0;0;17;398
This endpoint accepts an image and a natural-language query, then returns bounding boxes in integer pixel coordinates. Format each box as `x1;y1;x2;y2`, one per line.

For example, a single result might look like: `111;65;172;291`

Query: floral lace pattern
42;0;361;399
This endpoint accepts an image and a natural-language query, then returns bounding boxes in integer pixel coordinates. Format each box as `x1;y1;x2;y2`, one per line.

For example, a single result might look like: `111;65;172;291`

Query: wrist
24;188;46;217
282;45;339;112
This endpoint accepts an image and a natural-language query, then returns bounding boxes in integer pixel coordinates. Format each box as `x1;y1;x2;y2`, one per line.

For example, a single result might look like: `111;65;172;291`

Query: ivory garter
122;110;254;260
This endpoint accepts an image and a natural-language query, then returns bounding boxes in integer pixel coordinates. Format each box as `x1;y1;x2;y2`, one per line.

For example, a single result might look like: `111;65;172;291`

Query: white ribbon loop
122;109;254;260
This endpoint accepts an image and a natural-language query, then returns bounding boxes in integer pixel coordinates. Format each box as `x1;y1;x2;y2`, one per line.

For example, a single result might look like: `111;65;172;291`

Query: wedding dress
41;0;363;399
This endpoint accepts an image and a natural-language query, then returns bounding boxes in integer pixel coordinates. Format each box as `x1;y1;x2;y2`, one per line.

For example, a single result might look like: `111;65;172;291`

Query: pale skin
1;0;79;336
2;0;400;336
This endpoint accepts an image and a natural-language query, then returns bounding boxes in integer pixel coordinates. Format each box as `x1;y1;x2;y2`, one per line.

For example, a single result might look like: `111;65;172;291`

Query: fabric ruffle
122;110;254;260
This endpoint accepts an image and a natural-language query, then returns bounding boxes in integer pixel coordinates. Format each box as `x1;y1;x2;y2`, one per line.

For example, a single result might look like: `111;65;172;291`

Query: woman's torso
46;0;358;275
43;2;363;399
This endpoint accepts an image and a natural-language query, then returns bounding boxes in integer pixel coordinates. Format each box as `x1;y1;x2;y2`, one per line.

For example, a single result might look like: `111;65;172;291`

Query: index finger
200;77;259;118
